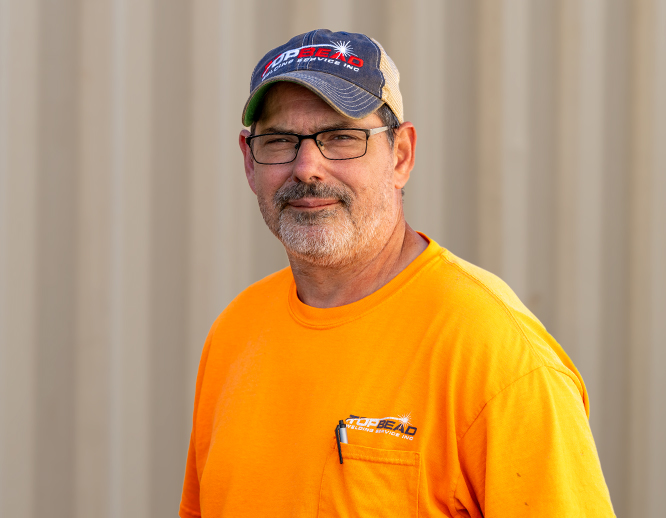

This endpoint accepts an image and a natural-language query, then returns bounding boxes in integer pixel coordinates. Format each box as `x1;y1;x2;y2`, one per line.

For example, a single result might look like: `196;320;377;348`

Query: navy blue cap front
243;29;389;126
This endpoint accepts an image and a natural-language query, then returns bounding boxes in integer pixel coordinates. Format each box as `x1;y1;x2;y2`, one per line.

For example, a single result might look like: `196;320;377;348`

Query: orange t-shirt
180;235;615;517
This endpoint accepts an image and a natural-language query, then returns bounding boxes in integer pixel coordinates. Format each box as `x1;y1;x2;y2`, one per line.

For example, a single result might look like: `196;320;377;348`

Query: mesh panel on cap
371;38;404;123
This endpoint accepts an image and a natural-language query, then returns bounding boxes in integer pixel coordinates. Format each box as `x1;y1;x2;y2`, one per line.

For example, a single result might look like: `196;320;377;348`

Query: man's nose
291;138;326;182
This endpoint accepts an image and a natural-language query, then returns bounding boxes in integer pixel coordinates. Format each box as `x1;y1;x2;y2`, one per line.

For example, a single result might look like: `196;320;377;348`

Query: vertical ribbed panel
0;1;664;516
33;1;80;516
0;1;39;517
76;2;113;516
109;1;153;516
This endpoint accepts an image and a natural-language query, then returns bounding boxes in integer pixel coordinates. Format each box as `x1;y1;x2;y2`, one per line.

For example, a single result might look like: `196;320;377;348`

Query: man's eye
326;132;362;141
264;136;296;145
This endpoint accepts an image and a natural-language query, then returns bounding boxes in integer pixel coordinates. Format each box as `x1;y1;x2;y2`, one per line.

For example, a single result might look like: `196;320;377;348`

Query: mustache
273;182;353;210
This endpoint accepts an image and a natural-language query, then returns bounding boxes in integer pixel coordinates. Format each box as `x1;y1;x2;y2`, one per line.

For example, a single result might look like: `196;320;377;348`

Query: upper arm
453;367;615;517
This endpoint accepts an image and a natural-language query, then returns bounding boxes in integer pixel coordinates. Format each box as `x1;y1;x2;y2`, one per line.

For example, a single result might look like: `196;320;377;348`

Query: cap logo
261;40;364;80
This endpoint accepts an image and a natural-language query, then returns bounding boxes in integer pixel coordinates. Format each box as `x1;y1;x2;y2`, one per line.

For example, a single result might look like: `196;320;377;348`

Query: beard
258;180;394;267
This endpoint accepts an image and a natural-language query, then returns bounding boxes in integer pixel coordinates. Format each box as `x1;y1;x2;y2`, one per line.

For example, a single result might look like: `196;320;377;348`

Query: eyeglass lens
250;129;369;164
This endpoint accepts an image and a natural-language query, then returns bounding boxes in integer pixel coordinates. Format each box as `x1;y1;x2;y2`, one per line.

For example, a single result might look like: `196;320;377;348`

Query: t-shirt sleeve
179;431;201;518
453;366;615;517
179;321;217;518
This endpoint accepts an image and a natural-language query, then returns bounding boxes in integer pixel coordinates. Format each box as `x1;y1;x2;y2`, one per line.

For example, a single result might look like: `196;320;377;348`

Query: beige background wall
1;0;664;517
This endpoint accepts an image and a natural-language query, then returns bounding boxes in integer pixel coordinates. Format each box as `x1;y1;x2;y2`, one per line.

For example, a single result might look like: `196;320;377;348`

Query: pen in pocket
335;419;348;464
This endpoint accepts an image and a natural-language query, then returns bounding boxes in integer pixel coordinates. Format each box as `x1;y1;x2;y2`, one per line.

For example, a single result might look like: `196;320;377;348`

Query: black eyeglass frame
245;126;390;165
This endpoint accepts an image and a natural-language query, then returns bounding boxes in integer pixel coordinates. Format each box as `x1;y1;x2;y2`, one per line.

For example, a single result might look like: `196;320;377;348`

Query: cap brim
242;71;384;127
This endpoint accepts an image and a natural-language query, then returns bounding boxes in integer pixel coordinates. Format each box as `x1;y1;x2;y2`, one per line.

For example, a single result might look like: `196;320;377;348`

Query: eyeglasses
245;126;389;165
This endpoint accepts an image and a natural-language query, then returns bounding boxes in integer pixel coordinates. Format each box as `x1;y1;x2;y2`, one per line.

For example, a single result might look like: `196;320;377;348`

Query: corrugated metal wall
1;1;664;517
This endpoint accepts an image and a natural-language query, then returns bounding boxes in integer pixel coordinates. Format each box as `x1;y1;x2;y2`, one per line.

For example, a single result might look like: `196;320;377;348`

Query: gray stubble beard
258;180;394;268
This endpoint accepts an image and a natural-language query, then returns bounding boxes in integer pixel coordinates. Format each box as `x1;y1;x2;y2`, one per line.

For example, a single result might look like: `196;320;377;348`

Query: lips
274;181;353;212
287;198;339;209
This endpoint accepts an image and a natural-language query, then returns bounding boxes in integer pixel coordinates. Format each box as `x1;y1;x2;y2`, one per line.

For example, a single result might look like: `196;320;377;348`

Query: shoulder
415;245;587;415
210;266;293;330
428;249;566;368
426;248;540;327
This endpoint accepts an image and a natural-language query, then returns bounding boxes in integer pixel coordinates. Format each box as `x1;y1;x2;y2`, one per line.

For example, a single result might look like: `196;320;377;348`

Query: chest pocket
317;442;421;518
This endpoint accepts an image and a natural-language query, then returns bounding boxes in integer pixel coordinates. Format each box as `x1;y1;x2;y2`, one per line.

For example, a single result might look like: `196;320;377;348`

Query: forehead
256;82;381;131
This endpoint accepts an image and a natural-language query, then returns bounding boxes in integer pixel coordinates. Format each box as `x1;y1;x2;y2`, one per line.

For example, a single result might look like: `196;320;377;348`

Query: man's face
241;83;404;267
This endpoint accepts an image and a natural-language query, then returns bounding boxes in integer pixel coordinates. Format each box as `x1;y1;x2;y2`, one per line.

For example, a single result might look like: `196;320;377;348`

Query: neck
287;219;428;309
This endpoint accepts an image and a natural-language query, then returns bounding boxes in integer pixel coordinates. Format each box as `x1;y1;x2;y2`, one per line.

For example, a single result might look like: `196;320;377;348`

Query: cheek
351;163;395;200
253;170;284;201
334;165;386;198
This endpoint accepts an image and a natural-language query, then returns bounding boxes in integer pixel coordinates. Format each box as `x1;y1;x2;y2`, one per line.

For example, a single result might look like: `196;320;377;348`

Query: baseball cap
242;29;403;127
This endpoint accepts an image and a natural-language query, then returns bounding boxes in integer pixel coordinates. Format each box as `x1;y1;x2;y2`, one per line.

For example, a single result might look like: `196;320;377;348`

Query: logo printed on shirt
261;40;365;80
346;413;418;441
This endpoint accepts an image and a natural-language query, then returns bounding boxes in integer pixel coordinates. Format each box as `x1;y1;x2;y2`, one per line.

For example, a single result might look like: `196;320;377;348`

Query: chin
279;212;391;268
259;190;396;267
278;221;360;267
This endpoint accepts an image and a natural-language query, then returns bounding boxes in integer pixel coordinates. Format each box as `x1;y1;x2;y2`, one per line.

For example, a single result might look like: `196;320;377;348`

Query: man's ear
392;122;417;189
239;129;257;194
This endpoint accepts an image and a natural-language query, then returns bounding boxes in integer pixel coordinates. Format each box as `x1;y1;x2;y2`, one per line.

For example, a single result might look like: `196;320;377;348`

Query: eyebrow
257;121;363;134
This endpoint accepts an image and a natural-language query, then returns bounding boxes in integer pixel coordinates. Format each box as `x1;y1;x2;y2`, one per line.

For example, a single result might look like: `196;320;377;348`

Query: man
180;30;614;517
